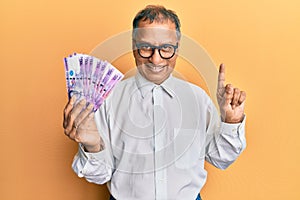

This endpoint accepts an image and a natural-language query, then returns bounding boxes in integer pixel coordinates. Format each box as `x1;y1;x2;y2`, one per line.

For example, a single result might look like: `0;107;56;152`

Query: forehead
134;20;178;43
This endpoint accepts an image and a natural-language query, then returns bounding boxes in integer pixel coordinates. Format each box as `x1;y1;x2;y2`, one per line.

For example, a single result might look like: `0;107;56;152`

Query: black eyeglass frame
135;43;179;59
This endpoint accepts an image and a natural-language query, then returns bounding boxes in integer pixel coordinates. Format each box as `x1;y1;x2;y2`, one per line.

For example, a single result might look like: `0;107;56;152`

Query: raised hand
63;96;103;152
217;64;246;123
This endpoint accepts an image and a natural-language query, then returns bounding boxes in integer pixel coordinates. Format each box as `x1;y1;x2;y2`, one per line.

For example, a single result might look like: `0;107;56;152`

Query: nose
149;49;162;65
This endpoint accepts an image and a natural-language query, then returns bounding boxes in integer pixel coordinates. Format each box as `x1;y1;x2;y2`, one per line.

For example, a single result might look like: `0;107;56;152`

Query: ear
176;41;180;54
132;39;136;51
132;39;139;60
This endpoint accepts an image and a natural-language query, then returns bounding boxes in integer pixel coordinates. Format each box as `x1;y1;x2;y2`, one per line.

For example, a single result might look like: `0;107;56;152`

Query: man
63;5;246;200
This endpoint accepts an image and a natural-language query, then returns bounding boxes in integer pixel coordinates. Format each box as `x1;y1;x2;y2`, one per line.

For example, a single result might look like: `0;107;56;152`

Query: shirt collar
135;71;175;98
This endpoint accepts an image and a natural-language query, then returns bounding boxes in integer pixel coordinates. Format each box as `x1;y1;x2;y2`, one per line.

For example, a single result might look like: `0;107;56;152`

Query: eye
161;44;174;52
138;44;152;51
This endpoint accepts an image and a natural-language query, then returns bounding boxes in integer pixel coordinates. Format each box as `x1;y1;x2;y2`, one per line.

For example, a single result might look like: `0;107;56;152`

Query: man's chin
144;73;170;85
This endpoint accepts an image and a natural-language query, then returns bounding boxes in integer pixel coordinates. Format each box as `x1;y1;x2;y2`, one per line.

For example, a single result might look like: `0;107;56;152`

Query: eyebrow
136;40;176;45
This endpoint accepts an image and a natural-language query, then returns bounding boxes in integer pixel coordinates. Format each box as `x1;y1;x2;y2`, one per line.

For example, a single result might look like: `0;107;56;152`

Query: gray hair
132;5;181;40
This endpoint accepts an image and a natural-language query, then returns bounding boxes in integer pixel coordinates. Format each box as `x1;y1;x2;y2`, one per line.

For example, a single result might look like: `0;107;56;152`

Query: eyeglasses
135;43;178;59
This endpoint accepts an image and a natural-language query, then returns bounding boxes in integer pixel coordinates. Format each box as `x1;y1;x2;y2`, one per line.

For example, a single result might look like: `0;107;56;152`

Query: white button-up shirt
72;72;246;200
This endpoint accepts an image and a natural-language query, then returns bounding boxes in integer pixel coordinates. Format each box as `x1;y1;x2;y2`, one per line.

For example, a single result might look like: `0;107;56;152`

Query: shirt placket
152;86;168;200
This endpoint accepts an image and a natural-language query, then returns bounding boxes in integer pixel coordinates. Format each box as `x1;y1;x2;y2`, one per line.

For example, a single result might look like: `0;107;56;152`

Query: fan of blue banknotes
64;53;124;111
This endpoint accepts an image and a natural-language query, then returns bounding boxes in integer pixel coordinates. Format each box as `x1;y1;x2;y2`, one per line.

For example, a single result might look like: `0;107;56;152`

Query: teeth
148;65;164;72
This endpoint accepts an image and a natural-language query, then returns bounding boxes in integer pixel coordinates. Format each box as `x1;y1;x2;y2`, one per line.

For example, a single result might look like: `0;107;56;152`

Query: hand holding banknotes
62;53;124;152
63;96;103;152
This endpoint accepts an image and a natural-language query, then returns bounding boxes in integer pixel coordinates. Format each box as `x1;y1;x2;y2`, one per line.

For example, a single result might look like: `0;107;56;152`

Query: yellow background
1;0;299;199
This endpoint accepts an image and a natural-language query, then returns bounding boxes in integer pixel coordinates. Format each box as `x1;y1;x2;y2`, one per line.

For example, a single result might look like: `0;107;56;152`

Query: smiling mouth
146;64;165;73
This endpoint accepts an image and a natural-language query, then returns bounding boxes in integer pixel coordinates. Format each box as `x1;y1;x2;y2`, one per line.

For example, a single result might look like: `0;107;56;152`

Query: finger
64;128;70;136
79;111;95;128
218;63;226;90
74;103;94;128
68;116;82;140
65;98;86;132
224;84;234;105
63;96;76;128
64;118;78;137
65;118;79;139
238;91;246;105
232;88;241;107
68;126;77;140
74;112;96;143
235;99;246;115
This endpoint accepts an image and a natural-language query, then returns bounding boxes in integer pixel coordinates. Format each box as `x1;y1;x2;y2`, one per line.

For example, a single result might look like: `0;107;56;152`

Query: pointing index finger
218;63;226;89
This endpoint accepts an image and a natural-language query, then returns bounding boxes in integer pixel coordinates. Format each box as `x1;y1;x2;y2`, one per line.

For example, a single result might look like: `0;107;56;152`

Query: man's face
133;20;179;84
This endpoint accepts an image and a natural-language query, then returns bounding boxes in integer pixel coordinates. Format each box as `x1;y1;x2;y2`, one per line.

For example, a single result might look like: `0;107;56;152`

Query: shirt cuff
78;143;108;162
75;144;111;179
220;116;247;154
220;115;246;137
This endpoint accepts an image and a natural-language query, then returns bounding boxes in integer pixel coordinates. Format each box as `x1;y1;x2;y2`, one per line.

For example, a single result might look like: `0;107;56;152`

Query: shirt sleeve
72;144;112;184
205;100;247;170
71;101;114;184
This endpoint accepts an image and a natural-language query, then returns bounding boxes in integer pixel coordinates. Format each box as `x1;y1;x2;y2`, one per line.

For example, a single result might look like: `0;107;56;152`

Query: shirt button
238;125;243;132
238;145;242;152
232;128;238;137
